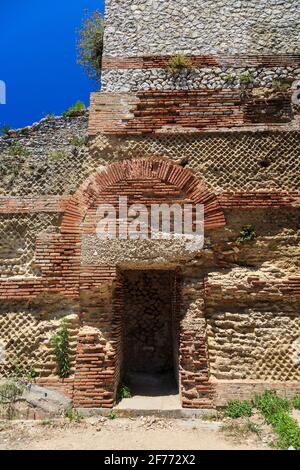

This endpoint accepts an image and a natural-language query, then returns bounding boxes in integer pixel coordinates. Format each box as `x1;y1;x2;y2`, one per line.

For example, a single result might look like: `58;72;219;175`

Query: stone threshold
77;408;218;419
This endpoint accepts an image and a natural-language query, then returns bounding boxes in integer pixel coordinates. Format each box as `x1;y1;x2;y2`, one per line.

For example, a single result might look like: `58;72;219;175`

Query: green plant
117;383;132;402
272;411;300;450
71;136;87;147
49;150;66;161
45;113;56;120
77;10;104;82
245;420;262;435
224;400;253;418
1;125;11;136
254;390;290;417
199;412;219;422
51;320;71;378
0;381;24;420
0;381;23;405
293;395;300;410
237;225;257;244
11;360;39;381
41;418;53;426
272;80;291;93
8;142;31;157
168;54;194;74
64;406;83;423
107;410;116;420
223;74;235;83
240;72;253;84
63;101;86;118
254;390;300;450
221;421;260;440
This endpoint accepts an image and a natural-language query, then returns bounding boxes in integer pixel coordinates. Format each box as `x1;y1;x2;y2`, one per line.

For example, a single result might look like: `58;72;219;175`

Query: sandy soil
0;417;268;450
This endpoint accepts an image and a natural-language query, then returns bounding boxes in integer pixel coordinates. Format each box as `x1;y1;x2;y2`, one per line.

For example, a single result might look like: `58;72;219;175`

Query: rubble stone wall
104;0;300;57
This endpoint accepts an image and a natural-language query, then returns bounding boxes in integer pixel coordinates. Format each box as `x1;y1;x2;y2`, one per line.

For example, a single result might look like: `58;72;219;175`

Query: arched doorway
62;159;225;409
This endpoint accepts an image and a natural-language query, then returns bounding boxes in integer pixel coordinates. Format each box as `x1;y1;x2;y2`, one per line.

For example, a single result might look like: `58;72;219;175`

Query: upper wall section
103;0;300;57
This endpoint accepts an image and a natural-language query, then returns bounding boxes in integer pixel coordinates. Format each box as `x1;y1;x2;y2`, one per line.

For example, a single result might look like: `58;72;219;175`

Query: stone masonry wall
1;119;300;197
102;65;300;93
0;115;299;406
104;0;300;57
0;112;88;196
0;297;80;378
206;308;300;382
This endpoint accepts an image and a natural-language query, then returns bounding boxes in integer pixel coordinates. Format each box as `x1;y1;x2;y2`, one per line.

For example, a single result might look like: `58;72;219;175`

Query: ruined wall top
103;0;300;57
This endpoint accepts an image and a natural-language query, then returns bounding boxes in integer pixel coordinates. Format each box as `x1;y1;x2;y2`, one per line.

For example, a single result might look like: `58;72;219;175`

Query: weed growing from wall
168;54;194;74
237;225;257;244
63;101;86;119
51;320;71;378
240;72;254;85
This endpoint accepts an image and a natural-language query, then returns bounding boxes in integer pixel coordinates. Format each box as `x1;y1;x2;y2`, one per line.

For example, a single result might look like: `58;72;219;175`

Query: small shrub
254;390;290;418
224;400;253;418
8;142;31;157
237;225;257;244
77;10;104;82
272;411;300;450
200;412;219;422
254;390;300;450
1;125;11;136
168;54;194;74
41;418;53;426
245;420;262;435
222;421;260;440
117;383;132;402
0;381;24;420
223;74;235;83
107;410;116;420
0;381;23;405
51;320;71;378
293;395;300;410
240;72;253;84
11;360;39;381
49;150;65;161
272;80;291;93
71;136;87;147
45;113;56;120
64;406;83;423
63;101;86;118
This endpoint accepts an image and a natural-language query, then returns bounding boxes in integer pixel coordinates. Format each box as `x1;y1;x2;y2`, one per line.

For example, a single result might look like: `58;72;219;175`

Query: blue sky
0;1;105;130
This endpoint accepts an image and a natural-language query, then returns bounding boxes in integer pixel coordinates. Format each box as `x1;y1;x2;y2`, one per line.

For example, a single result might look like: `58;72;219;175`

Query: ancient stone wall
1;118;300;197
102;1;300;94
0;0;300;408
0;112;88;196
102;61;300;93
179;274;214;408
104;0;300;57
0;214;61;278
207;308;300;382
0;297;79;378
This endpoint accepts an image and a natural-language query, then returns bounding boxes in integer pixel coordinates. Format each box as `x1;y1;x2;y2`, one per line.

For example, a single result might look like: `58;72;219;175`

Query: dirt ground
0;416;269;450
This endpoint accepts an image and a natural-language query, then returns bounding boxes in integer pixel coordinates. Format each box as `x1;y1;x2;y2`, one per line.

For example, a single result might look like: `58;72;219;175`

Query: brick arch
61;159;225;234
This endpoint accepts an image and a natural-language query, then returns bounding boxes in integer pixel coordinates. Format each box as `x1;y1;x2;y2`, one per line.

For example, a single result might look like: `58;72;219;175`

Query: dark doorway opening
120;269;179;407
